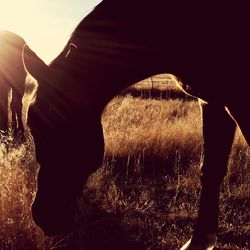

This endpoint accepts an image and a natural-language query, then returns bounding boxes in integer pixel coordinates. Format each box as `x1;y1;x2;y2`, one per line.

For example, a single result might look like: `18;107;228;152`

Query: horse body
22;1;249;249
0;31;26;136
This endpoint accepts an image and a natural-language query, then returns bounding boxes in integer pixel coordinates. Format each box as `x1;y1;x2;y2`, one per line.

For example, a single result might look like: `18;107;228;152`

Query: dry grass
0;74;249;249
103;95;202;169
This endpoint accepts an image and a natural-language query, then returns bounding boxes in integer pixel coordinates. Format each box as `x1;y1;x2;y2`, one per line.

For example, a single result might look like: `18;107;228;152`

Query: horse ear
22;44;50;82
65;43;77;58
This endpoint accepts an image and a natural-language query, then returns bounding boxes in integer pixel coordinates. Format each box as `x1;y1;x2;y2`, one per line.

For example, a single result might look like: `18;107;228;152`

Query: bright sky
0;0;101;64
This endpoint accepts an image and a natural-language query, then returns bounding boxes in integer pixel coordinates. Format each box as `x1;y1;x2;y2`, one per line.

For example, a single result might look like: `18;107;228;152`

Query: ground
0;74;249;249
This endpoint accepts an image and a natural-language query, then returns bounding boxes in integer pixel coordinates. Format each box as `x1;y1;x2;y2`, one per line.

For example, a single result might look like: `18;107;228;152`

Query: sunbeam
0;0;101;63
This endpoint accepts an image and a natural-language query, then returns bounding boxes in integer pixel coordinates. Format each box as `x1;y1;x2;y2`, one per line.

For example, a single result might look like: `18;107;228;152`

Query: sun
0;1;35;33
0;0;55;63
0;0;75;64
0;0;102;64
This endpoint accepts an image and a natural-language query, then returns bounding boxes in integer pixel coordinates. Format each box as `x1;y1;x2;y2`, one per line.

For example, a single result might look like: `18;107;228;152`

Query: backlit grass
0;74;249;249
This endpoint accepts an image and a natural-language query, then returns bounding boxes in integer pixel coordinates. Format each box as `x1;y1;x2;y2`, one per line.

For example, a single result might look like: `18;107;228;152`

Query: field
0;74;249;249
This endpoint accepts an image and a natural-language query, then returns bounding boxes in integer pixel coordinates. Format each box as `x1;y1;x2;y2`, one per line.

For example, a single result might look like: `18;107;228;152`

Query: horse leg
0;87;9;133
11;88;25;140
181;103;236;250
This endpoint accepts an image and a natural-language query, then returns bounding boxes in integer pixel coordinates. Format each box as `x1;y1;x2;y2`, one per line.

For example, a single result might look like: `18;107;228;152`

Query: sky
0;0;101;64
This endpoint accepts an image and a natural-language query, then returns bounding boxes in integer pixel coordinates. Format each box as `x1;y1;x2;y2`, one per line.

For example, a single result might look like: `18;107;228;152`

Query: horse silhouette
22;1;249;249
0;31;26;137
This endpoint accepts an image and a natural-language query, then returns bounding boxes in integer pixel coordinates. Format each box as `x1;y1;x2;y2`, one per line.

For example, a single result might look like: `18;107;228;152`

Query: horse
0;31;26;138
22;1;249;249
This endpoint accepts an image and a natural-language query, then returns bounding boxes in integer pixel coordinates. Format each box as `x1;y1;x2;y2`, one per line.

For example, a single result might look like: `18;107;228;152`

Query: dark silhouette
0;31;26;137
22;1;249;249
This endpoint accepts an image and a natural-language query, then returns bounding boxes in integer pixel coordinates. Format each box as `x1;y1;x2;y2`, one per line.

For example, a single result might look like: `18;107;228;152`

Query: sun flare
0;0;101;64
0;1;32;31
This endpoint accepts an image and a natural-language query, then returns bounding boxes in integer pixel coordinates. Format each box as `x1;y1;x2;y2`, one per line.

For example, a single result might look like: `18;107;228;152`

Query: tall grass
0;135;44;249
0;74;249;249
103;95;203;178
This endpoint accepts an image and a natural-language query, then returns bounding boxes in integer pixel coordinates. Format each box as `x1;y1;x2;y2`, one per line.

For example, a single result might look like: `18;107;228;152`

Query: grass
0;74;249;249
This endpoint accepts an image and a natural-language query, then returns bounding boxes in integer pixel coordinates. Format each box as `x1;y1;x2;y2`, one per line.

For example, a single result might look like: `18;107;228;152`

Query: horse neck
44;1;175;114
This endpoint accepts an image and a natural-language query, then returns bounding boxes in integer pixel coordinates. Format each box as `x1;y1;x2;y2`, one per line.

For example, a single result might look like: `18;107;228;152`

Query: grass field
0;74;249;249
